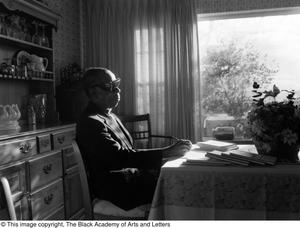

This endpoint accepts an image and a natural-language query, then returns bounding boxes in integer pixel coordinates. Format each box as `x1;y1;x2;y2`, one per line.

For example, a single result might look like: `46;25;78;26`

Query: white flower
263;96;275;105
275;91;290;103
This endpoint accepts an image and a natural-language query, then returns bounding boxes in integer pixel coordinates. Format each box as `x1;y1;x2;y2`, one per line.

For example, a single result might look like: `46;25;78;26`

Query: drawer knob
43;164;52;174
19;143;31;154
44;193;53;205
57;136;65;144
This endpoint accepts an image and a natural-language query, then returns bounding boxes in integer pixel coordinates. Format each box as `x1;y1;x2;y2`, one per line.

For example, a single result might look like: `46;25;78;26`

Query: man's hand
163;139;192;158
122;168;140;183
111;168;140;183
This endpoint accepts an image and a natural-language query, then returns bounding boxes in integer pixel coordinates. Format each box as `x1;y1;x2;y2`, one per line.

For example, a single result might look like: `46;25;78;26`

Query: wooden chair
0;177;17;220
71;141;150;220
119;114;177;148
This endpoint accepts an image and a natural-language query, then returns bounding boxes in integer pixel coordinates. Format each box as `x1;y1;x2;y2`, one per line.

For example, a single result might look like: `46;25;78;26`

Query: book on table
229;150;277;165
197;140;238;151
183;151;231;166
205;150;250;166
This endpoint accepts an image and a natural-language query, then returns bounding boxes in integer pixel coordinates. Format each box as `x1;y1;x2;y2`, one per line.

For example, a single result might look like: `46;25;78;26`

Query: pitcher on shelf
30;54;48;72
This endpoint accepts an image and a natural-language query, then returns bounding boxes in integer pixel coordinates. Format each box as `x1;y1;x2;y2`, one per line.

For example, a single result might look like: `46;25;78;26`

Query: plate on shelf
12;50;31;66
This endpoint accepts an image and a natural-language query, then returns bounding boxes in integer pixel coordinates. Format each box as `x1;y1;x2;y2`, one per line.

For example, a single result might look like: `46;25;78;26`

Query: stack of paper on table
205;150;277;166
197;140;238;151
229;150;277;165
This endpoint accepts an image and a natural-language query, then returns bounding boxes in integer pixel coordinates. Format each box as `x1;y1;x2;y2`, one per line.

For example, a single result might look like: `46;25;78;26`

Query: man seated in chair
76;67;192;211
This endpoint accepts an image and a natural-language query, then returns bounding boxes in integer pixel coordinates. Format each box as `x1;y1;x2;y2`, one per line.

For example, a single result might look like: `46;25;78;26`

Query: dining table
148;145;300;220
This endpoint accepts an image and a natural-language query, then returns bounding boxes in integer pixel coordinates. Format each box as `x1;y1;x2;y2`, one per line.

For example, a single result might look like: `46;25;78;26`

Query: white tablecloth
149;150;300;220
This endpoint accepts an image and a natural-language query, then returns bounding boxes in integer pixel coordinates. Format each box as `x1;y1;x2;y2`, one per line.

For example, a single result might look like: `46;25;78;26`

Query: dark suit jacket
76;103;162;210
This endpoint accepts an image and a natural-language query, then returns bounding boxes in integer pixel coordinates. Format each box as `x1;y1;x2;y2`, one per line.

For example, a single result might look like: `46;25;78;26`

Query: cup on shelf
4;104;20;121
0;13;8;36
0;104;21;123
32;20;41;45
40;23;49;47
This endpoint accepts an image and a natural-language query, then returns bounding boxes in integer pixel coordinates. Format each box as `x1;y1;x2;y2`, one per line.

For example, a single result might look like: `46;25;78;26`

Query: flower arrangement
247;82;300;161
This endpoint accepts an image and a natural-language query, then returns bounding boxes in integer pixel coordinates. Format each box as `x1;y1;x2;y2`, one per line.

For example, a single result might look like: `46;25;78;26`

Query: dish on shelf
12;50;31;66
16;50;31;65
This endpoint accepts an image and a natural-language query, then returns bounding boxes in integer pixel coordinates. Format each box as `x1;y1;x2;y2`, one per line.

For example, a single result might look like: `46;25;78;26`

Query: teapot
30;54;48;72
0;105;9;121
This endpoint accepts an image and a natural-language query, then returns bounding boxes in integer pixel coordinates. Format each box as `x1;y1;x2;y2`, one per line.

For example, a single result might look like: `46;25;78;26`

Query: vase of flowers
247;82;300;162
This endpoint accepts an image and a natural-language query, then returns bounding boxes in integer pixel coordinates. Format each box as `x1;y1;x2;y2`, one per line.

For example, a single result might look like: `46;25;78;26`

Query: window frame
197;7;300;21
197;6;300;144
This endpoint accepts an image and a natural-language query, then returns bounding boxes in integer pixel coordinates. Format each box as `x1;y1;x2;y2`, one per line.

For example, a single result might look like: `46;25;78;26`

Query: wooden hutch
0;0;86;220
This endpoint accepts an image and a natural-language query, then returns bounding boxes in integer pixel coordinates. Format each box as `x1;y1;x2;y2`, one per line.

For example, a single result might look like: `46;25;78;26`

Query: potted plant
247;82;300;162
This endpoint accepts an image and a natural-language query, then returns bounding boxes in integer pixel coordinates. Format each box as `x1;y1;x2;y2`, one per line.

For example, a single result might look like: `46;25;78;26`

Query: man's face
88;71;121;109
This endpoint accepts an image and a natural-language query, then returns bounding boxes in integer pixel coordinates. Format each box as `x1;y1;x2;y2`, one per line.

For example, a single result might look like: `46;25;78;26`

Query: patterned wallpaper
43;0;82;84
196;0;300;13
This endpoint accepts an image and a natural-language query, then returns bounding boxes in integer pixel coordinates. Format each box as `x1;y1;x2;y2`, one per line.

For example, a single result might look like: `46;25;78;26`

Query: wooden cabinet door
15;196;30;220
64;169;84;219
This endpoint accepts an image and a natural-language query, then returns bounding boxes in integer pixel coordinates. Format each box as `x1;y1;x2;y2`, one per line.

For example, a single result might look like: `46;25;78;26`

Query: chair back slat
132;131;149;139
119;113;176;148
120;114;150;123
0;177;16;220
119;114;152;148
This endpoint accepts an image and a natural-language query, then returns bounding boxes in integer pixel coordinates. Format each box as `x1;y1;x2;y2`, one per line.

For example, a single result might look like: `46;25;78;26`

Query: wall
43;0;82;84
45;0;300;76
82;0;300;66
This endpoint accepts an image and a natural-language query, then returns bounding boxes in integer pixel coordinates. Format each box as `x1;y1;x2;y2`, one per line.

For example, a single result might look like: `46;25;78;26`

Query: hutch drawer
37;134;51;154
30;179;64;220
51;130;75;150
0;137;37;165
28;151;62;191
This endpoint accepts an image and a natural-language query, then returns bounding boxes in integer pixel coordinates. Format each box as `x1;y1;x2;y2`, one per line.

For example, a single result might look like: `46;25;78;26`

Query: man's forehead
83;67;118;90
92;69;116;83
102;70;117;82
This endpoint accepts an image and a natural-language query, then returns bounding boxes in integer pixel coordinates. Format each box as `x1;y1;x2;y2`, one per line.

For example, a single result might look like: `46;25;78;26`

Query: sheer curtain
85;0;202;142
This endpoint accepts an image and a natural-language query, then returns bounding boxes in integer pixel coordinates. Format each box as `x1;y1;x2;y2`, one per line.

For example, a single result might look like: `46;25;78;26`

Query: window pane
198;13;300;140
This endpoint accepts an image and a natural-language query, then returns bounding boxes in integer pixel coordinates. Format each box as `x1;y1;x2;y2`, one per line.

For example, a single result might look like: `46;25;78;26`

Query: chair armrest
150;135;178;140
150;135;178;145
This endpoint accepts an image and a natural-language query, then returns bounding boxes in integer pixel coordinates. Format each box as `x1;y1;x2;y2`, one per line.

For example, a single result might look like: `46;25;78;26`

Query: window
133;27;167;146
134;28;165;115
198;10;300;140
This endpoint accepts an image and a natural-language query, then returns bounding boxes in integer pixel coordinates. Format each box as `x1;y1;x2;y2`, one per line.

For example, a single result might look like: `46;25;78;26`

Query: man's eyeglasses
92;78;121;92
